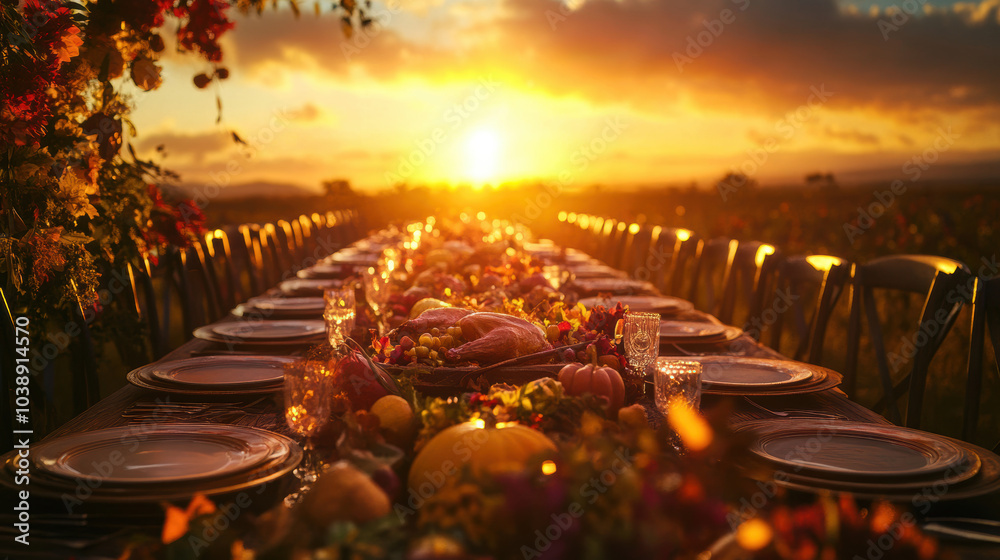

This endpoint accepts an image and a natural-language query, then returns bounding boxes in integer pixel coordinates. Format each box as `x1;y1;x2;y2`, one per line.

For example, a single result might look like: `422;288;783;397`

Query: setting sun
464;128;502;184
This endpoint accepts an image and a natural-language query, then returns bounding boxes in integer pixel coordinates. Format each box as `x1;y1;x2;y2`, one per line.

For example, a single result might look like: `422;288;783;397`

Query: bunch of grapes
396;326;465;367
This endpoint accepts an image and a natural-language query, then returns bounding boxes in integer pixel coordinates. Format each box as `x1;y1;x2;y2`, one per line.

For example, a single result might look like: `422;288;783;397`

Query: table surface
46;299;889;442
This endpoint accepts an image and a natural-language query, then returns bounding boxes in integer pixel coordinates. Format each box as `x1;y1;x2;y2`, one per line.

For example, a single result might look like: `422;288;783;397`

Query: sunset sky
129;0;1000;193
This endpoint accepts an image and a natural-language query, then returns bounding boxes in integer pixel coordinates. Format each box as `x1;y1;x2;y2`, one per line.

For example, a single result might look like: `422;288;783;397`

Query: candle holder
653;359;702;416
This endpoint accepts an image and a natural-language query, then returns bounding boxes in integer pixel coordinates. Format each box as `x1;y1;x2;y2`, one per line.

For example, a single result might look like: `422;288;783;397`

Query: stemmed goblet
283;358;335;505
323;286;356;347
362;266;391;336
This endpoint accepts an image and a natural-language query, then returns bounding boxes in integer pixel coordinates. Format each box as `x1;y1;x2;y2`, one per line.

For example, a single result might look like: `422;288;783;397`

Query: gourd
408;420;556;490
557;345;626;415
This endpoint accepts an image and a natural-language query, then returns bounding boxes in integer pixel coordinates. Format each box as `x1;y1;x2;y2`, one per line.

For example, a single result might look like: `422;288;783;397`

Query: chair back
720;241;781;328
845;255;970;428
687;238;738;316
766;255;852;363
964;276;1000;446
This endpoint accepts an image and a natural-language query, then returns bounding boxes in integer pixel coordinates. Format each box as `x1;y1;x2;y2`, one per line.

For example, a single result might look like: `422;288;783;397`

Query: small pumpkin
558;345;626;415
300;461;391;526
408;419;556;490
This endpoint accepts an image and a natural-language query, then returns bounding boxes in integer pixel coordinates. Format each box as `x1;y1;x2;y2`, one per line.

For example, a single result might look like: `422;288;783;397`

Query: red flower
144;185;206;249
176;0;235;63
0;1;80;145
116;0;172;33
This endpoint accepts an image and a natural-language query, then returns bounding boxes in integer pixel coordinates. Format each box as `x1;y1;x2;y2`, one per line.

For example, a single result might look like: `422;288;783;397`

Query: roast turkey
446;312;551;364
395;307;474;338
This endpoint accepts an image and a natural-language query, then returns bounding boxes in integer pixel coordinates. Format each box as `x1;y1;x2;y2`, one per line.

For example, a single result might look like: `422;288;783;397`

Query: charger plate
279;278;344;296
127;355;291;396
2;425;300;503
33;424;282;485
147;355;291;388
579;295;695;315
194;320;325;345
735;420;997;501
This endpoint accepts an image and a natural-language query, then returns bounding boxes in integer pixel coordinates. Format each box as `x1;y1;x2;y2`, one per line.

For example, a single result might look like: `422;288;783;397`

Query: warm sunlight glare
465;128;501;184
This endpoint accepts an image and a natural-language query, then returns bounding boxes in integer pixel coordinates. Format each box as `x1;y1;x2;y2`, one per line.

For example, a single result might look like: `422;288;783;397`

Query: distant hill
833;159;1000;185
168;181;321;200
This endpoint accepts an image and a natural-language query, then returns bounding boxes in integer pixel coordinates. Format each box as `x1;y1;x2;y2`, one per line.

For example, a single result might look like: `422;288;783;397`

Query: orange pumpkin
408;420;556;491
558;360;625;415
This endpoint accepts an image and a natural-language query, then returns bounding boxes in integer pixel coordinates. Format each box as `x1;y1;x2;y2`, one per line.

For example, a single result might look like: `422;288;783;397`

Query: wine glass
283;358;335;505
363;266;391;336
324;286;356;347
623;311;661;378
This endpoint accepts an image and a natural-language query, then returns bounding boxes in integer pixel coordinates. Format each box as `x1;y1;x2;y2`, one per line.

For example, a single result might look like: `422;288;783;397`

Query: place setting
568;277;659;296
578;294;696;316
0;424;301;505
278;277;349;297
682;356;842;396
658;319;743;346
193;319;327;348
733;418;1000;502
296;263;353;279
127;355;294;396
233;295;326;319
563;263;629;279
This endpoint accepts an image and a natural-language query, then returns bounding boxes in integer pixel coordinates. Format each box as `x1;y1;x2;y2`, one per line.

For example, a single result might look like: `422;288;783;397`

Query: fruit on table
409;297;452;319
370;395;416;444
558;355;626;415
333;350;389;410
408;420;556;490
445;312;551;364
618;403;649;430
300;461;391;526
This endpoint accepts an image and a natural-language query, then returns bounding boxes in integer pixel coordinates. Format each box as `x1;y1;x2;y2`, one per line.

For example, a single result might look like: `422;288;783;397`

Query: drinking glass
283;358;335;505
623;311;661;377
362;266;391;335
653;359;702;415
323;286;356;347
542;265;568;289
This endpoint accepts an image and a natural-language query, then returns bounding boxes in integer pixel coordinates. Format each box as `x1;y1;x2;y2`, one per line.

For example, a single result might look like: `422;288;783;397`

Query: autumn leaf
130;56;163;91
57;169;99;219
161;494;217;544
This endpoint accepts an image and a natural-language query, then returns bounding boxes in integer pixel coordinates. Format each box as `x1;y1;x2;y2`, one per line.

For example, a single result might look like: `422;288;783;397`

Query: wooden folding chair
686;237;738;316
766;255;852;363
719;241;781;329
844;255;970;428
964;275;1000;448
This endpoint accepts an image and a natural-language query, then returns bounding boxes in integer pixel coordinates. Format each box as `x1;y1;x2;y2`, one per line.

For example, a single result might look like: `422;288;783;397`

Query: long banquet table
10;235;1000;559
